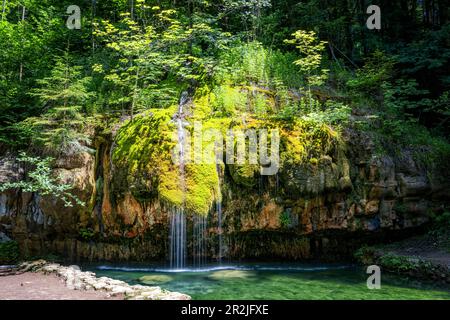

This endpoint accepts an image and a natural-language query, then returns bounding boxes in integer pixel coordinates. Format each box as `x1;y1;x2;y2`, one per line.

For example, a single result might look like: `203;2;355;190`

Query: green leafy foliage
214;41;304;88
0;0;448;224
24;52;92;156
431;212;450;234
284;30;329;110
93;15;169;115
0;241;20;264
355;246;449;281
429;212;450;252
79;228;96;241
0;0;448;152
0;152;85;207
279;211;291;228
347;51;395;96
93;8;230;117
285;30;327;77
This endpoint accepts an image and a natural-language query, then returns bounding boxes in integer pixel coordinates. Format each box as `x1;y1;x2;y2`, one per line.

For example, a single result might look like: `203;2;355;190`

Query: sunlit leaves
0;152;85;207
285;30;327;75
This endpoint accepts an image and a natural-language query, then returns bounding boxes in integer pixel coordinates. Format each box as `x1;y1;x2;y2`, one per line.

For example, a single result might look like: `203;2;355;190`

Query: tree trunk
438;0;448;25
424;0;431;25
19;6;25;82
1;0;6;21
344;0;354;59
92;0;97;55
188;0;193;55
130;0;134;20
131;67;139;122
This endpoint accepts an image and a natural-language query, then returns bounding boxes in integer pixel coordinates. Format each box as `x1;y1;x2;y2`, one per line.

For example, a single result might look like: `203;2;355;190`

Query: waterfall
193;214;207;268
216;200;223;264
170;208;186;269
169;91;189;269
216;164;223;264
276;173;279;195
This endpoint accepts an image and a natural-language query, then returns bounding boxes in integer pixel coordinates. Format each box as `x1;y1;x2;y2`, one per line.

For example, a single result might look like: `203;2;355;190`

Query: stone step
0;265;18;276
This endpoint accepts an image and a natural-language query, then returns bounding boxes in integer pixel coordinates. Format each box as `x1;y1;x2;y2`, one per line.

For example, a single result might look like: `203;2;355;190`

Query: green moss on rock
111;84;348;214
185;163;219;215
229;164;259;187
112;108;221;216
112;108;176;200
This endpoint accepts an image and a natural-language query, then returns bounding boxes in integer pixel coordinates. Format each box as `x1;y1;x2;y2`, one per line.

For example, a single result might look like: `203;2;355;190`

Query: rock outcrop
14;260;190;300
0;120;449;262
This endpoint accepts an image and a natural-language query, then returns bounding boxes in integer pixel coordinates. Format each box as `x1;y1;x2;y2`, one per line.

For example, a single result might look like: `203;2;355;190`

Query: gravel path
0;273;123;300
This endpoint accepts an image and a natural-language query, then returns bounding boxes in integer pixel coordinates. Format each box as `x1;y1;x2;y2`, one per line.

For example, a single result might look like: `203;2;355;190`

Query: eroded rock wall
0;128;448;262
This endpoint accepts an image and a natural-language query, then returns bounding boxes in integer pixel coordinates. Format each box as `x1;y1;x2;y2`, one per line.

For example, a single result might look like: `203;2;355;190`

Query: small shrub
0;152;85;208
380;254;415;272
354;246;377;265
429;211;450;251
346;50;395;95
79;228;96;241
0;241;20;264
279;211;291;228
431;211;450;234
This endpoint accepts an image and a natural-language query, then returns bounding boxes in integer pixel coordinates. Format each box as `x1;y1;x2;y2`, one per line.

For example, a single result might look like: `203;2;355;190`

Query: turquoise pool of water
82;262;450;300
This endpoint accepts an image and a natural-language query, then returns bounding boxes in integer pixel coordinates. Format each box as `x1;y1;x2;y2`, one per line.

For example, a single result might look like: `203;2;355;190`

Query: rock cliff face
0;120;449;262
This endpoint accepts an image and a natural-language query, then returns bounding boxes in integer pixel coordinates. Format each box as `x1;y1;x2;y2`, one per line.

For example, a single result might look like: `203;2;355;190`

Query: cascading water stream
193;214;207;268
170;208;186;269
169;91;189;270
216;200;223;264
169;91;219;269
216;164;223;264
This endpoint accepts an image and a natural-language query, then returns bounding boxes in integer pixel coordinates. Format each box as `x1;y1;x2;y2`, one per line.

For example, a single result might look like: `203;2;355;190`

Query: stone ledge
16;260;191;300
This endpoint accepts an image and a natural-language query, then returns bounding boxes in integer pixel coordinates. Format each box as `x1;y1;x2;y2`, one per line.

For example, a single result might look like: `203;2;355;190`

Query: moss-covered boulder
139;274;173;284
112;108;220;216
208;270;256;280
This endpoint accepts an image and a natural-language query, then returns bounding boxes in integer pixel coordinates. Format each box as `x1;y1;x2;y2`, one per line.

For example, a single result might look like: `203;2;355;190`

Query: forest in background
0;0;449;159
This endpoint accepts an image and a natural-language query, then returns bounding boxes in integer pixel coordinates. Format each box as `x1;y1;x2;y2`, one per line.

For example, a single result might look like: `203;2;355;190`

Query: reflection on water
95;263;352;273
82;262;450;300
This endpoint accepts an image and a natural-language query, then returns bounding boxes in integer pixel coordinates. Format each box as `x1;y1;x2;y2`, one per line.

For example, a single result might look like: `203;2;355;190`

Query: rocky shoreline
2;260;191;300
